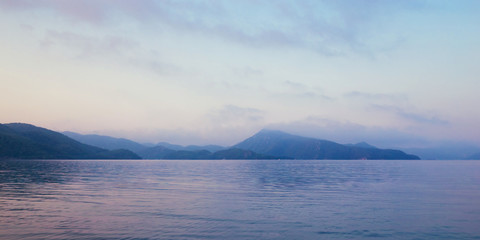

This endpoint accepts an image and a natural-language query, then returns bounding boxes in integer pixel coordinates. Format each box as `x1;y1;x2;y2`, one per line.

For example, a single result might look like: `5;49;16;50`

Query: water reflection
240;160;401;191
0;160;479;240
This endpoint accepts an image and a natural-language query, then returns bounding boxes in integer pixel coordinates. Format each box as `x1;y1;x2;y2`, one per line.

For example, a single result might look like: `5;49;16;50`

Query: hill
211;148;282;159
138;146;211;159
0;123;140;159
63;131;147;153
234;129;420;160
63;131;225;154
137;146;281;159
156;142;225;152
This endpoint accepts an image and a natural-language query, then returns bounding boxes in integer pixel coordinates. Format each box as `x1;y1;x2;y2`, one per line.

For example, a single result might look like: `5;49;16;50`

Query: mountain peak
345;142;378;149
235;129;419;160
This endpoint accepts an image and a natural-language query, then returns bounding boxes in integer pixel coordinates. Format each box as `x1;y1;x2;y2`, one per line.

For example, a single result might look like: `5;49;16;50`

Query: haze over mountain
234;129;420;160
0;123;140;159
2;123;425;160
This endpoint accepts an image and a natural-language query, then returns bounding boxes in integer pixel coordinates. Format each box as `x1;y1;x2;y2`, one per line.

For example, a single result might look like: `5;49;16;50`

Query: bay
0;160;479;240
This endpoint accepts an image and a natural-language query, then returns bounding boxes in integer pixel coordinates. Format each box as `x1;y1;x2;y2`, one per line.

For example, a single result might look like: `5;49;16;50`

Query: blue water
0;160;479;240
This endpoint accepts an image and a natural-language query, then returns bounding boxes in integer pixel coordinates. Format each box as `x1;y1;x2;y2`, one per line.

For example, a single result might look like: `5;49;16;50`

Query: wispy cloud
344;91;448;126
0;0;111;24
345;91;407;102
41;30;139;59
39;29;182;76
208;105;265;128
281;81;333;100
0;0;426;56
370;104;449;125
232;66;264;78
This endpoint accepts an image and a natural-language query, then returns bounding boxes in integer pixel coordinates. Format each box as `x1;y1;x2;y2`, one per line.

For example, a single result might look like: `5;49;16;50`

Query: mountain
63;131;147;153
61;131;264;159
63;132;226;154
344;142;377;149
0;123;140;159
157;142;225;152
138;146;281;159
138;146;212;159
400;143;480;160
155;142;185;151
1;123;423;160
467;152;480;160
234;129;420;160
211;148;282;159
137;145;175;159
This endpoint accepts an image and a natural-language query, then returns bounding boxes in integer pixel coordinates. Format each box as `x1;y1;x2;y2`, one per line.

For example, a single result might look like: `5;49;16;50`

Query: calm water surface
1;160;479;240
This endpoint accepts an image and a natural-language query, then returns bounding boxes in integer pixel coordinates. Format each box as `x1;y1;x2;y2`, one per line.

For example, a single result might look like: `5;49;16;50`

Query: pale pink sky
1;0;479;147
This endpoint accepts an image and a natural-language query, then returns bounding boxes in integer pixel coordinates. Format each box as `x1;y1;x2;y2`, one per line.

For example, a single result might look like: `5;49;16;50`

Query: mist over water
1;160;480;239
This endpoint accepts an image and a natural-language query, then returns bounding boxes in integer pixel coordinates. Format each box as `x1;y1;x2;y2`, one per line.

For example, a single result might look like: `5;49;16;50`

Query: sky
1;0;479;148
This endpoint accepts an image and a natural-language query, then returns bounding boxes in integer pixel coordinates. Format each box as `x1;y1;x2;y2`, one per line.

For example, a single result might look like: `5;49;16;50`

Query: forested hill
0;123;140;159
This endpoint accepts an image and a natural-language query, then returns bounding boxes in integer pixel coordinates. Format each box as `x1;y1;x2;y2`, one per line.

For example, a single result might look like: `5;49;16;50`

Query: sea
1;160;479;240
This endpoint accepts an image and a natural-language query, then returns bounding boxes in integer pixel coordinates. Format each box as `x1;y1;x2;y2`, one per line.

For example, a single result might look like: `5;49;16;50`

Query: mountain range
233;129;419;160
399;144;480;160
1;122;422;160
0;123;140;159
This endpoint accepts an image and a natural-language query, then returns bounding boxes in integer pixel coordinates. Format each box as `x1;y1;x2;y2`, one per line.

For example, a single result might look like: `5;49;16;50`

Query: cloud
344;91;447;126
41;30;139;59
39;29;182;76
0;0;111;24
345;91;407;102
232;66;264;78
278;81;333;100
208;105;265;128
370;104;449;125
0;0;426;56
127;57;183;77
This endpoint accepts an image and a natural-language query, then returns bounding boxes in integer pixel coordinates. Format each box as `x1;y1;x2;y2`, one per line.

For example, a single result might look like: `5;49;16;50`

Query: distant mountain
64;131;147;153
234;129;420;160
467;152;480;160
344;142;377;149
1;123;425;160
400;143;480;160
157;142;225;152
138;146;212;159
138;146;281;160
137;145;175;159
91;149;141;159
0;123;140;159
155;142;185;151
185;145;225;152
211;148;282;159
